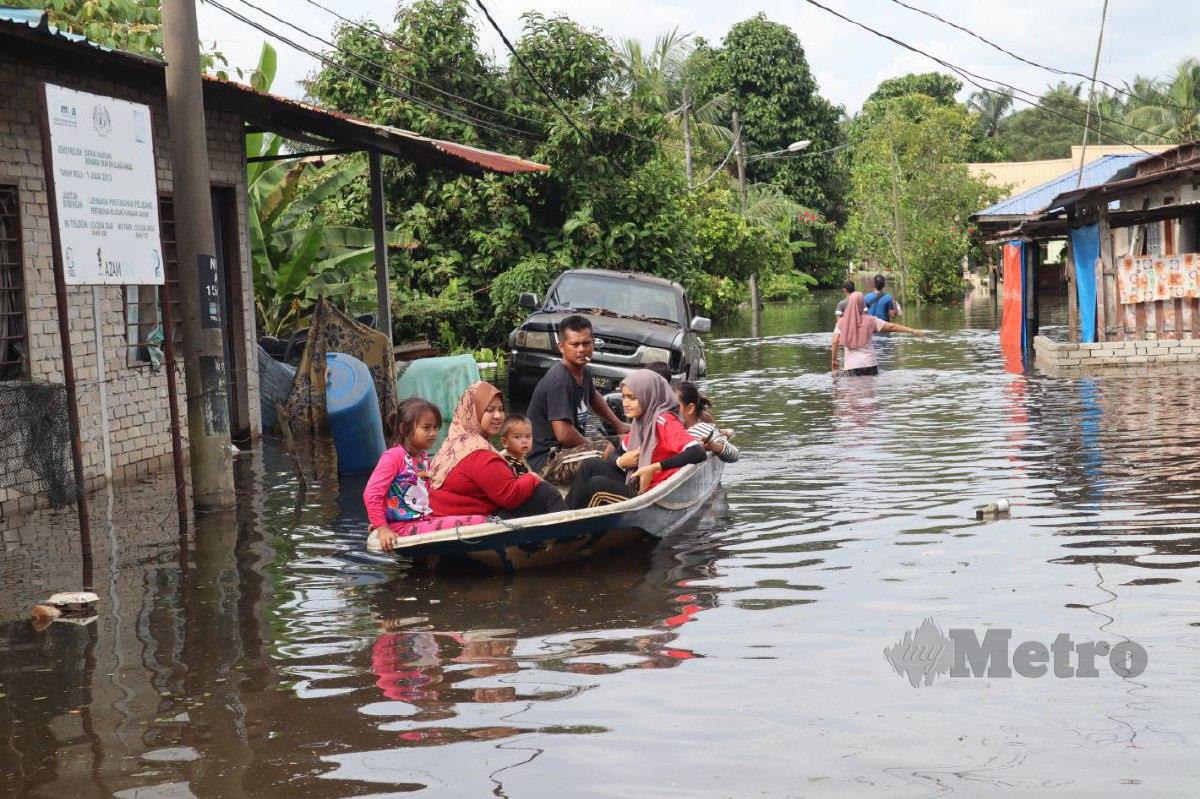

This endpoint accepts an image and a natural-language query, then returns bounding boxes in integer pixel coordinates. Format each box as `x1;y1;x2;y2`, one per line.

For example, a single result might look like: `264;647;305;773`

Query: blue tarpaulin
1070;224;1100;343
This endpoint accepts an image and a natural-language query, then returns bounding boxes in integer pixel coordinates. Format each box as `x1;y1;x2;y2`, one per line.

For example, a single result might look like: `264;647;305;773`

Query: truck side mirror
690;316;711;334
518;292;539;311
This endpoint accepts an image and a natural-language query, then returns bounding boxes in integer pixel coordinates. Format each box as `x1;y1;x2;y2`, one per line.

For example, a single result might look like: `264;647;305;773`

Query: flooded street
6;290;1200;796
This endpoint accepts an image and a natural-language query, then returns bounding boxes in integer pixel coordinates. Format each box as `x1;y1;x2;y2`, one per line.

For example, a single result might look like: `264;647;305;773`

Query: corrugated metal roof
973;154;1141;219
0;7;548;176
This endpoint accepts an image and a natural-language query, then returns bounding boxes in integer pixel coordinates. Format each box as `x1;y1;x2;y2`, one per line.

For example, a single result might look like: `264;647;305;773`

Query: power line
224;0;543;140
205;0;542;144
471;0;594;147
798;0;1179;153
887;0;1196;116
296;0;551;130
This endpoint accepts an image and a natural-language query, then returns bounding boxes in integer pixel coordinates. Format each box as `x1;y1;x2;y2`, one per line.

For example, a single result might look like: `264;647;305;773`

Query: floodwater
6;290;1200;796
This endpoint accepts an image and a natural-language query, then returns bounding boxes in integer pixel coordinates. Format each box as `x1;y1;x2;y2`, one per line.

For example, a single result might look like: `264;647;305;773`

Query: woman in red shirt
565;369;705;509
428;381;566;518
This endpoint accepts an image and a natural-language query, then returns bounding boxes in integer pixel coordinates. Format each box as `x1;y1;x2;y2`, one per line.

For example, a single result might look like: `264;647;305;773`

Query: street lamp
787;139;811;152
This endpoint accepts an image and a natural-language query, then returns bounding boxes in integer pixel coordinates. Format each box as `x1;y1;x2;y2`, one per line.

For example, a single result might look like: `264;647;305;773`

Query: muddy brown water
5;291;1200;796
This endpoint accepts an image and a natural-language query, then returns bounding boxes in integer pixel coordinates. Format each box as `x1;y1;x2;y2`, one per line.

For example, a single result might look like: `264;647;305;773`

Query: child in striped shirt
674;381;739;463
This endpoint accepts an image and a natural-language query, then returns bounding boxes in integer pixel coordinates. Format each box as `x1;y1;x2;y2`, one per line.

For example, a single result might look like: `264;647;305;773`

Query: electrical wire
296;0;551;130
887;0;1197;116
798;0;1180;153
224;0;543;141
692;141;738;188
206;0;543;144
473;0;656;173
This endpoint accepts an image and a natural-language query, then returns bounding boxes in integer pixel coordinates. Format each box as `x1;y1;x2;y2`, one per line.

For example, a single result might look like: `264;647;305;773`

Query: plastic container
397;354;481;446
325;352;385;473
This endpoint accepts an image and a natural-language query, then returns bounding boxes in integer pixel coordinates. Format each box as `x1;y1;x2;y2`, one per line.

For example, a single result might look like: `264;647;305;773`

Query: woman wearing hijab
428;382;566;518
831;291;925;376
565;369;706;510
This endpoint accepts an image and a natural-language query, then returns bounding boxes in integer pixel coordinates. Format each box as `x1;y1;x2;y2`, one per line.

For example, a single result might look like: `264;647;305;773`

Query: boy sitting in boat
499;413;533;476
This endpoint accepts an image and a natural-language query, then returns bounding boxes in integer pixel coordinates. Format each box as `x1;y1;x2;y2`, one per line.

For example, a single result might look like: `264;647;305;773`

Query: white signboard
43;83;163;285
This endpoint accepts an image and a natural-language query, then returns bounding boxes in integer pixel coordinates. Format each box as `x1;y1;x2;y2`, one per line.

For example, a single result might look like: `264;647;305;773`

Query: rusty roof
0;9;548;177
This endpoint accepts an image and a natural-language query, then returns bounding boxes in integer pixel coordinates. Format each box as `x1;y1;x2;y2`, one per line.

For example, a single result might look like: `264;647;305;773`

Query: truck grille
594;336;639;357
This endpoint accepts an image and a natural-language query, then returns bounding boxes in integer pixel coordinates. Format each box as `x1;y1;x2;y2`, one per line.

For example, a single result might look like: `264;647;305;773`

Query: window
124;196;182;365
0;186;26;381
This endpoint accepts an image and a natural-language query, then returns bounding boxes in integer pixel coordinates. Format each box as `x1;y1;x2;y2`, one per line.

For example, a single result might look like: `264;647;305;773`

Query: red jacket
429;449;540;517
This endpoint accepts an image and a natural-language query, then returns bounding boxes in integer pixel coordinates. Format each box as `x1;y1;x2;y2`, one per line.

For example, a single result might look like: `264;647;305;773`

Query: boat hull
389;457;724;571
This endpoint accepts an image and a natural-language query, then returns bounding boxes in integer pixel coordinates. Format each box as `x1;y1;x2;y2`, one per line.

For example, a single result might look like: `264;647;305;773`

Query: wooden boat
384;457;725;571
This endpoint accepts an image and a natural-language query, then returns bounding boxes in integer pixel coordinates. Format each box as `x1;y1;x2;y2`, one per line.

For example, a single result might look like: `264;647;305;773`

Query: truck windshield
545;274;682;325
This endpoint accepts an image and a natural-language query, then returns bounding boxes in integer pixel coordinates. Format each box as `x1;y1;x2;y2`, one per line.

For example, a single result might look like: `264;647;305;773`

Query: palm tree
617;29;733;156
967;89;1013;137
1127;58;1200;143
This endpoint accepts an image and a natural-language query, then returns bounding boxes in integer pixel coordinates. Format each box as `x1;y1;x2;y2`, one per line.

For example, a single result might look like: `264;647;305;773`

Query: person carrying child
363;397;486;551
498;414;533;476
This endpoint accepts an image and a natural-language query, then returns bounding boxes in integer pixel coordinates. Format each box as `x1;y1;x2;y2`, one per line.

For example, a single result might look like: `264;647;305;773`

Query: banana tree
245;43;414;337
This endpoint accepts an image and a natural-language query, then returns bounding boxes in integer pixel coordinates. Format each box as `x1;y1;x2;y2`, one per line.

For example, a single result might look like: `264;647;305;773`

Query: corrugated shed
0;7;548;176
973;155;1141;218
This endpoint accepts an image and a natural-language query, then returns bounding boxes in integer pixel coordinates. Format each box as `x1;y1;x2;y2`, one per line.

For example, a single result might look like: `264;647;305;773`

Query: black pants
842;365;879;376
496;480;567;519
565;456;635;510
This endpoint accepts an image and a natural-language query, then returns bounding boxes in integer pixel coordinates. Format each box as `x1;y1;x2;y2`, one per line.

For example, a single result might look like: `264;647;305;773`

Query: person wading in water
831;292;924;376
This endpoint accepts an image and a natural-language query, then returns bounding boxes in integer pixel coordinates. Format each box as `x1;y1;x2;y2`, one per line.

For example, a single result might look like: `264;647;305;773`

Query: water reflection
8;291;1200;794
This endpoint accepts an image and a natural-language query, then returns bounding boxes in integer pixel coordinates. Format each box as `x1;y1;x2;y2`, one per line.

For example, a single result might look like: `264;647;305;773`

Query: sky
197;0;1200;121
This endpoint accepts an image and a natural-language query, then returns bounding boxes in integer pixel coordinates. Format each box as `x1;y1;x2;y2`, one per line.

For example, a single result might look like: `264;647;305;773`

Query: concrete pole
370;151;392;344
733;111;759;337
162;0;236;509
681;87;693;189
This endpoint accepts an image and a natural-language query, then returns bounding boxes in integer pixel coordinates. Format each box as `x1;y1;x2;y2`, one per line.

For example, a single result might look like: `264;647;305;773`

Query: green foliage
1126;58;1200;142
992;81;1119;160
245;44;413;337
840;95;1002;303
686;15;846;249
307;4;812;349
9;0;229;73
866;72;962;107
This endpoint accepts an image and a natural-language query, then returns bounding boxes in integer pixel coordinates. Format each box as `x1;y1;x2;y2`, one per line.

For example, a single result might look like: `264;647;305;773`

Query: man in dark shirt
528;315;629;477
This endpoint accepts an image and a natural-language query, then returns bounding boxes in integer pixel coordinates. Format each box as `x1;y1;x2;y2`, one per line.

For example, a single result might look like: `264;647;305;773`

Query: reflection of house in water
0;444;722;796
1016;370;1200;575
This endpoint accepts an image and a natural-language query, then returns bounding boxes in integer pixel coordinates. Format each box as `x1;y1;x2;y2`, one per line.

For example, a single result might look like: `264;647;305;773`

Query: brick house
0;10;545;517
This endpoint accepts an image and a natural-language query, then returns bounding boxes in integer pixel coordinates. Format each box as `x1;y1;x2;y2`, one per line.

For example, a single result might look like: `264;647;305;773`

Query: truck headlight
515;330;554;351
641;346;671;364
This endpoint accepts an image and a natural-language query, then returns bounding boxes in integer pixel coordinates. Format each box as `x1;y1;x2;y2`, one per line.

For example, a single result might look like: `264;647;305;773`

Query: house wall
1096;180;1200;341
0;55;260;516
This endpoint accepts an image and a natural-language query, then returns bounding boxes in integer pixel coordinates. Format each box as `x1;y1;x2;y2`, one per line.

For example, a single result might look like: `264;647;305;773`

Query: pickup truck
507;269;711;399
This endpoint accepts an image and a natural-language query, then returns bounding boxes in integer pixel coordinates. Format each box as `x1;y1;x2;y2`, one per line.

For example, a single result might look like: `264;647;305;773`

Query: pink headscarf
622;369;680;485
837;291;875;350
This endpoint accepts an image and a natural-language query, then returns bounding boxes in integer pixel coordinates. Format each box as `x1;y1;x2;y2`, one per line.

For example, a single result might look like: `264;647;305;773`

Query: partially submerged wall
1034;334;1200;375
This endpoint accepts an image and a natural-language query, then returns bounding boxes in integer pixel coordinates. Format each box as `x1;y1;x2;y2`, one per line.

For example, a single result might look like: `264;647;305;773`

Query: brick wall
0;58;260;516
1034;334;1200;375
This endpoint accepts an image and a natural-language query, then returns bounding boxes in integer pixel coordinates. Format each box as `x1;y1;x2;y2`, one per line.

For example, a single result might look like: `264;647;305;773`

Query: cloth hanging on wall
1117;253;1200;304
1069;224;1100;343
286;299;397;434
1000;241;1025;373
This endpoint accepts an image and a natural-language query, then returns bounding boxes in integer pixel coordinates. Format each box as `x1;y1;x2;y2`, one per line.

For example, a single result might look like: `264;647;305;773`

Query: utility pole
681;87;693;188
162;0;236;509
732;111;759;337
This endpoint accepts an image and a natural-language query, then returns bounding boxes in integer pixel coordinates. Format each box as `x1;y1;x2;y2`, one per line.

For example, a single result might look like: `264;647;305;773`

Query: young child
675;381;739;463
498;413;533;476
364;397;484;551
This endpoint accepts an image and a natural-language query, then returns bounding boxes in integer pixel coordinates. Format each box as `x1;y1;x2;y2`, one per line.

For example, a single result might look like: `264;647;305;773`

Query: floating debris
974;499;1011;519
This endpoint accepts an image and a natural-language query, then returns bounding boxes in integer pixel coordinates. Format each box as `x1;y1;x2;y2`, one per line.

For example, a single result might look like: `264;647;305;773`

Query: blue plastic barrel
325;352;385;473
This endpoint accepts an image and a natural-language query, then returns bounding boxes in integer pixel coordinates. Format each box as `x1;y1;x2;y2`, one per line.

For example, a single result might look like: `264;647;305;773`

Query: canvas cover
1069;224;1100;343
1000;241;1025;373
286;299;397;433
